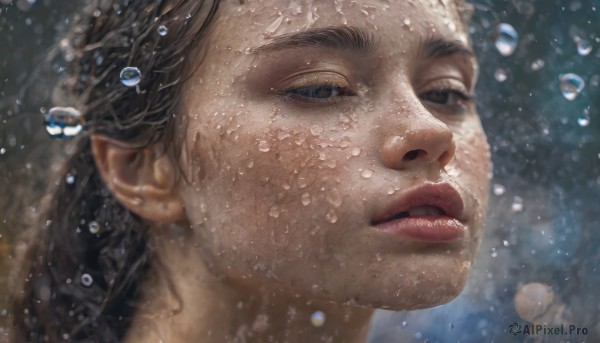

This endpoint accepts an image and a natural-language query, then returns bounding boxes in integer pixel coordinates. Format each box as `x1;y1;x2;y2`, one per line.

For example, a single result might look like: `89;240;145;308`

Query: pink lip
372;183;466;242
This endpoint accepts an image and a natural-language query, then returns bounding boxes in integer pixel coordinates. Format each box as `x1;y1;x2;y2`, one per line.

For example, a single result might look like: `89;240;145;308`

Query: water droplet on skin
559;73;585;101
577;109;590;127
494;68;508;82
531;58;545;71
326;159;337;168
258;140;270;152
492;183;505;196
297;177;307;189
269;206;281;218
326;188;342;207
318;151;326;160
361;169;374;179
120;67;141;87
44;107;83;140
310;311;326;327
495;23;519;56
490;248;498;257
88;221;100;234
80;273;93;287
325;209;338;223
247;159;254;168
511;196;524;212
301;192;311;206
351;147;361;156
375;253;383;261
576;39;592;56
157;24;168;36
403;17;411;26
310;124;323;135
264;14;284;38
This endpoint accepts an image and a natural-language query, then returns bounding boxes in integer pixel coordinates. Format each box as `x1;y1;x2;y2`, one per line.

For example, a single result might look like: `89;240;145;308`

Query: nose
380;116;456;171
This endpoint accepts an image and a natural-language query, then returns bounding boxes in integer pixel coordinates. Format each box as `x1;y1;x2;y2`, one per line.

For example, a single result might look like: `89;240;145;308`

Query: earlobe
90;134;185;223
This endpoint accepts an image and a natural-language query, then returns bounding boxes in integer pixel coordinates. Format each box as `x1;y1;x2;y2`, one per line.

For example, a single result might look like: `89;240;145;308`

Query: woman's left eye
419;89;473;107
280;84;354;103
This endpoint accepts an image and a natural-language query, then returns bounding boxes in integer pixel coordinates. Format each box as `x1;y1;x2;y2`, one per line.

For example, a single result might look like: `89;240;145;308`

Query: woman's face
177;0;490;310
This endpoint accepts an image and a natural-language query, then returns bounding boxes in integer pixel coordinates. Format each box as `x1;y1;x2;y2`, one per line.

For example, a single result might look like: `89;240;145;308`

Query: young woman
10;0;490;342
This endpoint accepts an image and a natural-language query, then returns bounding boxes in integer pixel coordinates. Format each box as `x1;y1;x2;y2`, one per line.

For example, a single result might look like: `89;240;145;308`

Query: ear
90;134;185;223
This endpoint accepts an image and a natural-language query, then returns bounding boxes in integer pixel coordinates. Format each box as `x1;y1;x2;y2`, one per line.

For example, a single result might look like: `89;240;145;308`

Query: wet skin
95;0;491;342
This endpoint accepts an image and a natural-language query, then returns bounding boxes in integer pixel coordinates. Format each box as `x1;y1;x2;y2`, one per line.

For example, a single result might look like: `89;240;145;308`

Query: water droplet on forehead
559;73;585;101
44;107;83;140
310;311;326;327
157;24;168;36
495;23;518;56
120;67;142;87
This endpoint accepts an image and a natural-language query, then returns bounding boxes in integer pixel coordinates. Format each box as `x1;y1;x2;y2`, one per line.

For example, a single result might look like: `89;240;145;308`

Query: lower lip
373;216;466;242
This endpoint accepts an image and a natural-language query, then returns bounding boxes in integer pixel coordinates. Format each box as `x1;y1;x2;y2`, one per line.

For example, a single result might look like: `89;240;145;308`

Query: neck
123;226;374;343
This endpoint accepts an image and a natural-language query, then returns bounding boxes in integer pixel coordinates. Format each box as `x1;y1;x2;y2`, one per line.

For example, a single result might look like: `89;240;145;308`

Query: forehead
209;0;468;51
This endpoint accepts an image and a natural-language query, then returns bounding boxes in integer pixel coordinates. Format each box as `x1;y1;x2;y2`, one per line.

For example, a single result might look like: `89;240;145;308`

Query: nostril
404;149;427;161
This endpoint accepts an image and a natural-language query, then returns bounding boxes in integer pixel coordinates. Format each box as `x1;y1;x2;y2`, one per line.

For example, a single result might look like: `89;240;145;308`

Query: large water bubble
495;23;519;56
119;67;142;87
43;107;83;140
559;73;585;101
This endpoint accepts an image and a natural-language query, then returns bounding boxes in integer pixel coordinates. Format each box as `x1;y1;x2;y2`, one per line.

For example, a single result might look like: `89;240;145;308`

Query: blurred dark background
1;0;599;342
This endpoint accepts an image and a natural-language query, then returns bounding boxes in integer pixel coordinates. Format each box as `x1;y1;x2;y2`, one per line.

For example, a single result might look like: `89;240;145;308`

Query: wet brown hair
8;0;473;341
10;0;220;341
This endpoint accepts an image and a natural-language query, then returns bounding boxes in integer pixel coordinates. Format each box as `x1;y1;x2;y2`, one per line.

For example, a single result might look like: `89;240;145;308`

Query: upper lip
372;182;465;225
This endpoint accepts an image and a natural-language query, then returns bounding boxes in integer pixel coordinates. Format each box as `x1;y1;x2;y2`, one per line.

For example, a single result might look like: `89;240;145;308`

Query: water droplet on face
269;206;281;218
492;183;505;196
310;124;323;136
403;17;411;26
297;177;307;189
326;188;342;207
80;273;93;287
559;73;585;101
120;67;142;87
325;209;338;223
576;39;592;56
44;107;83;140
264;14;284;38
511;196;524;212
310;311;326;327
490;248;498;257
301;192;311;206
258;140;270;152
495;23;518;56
530;58;545;71
88;221;100;234
577;108;590;127
157;24;168;36
361;169;374;179
351;147;361;157
494;68;508;82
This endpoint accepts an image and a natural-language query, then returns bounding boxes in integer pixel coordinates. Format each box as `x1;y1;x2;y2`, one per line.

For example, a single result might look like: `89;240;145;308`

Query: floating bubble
511;196;524;212
310;311;326;327
492;183;506;196
80;273;93;287
65;173;75;185
559;73;585;101
490;247;498;257
494;68;508;82
530;58;545;71
44;107;84;140
576;39;592;56
119;67;142;87
577;109;590;127
157;24;168;36
88;221;100;234
495;23;519;56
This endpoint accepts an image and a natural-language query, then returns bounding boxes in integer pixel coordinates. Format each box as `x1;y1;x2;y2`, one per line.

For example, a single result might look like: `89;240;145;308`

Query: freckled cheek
453;127;490;195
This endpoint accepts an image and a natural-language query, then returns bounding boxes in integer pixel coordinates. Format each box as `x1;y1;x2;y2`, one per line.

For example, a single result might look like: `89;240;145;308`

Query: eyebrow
250;25;379;55
419;36;475;60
